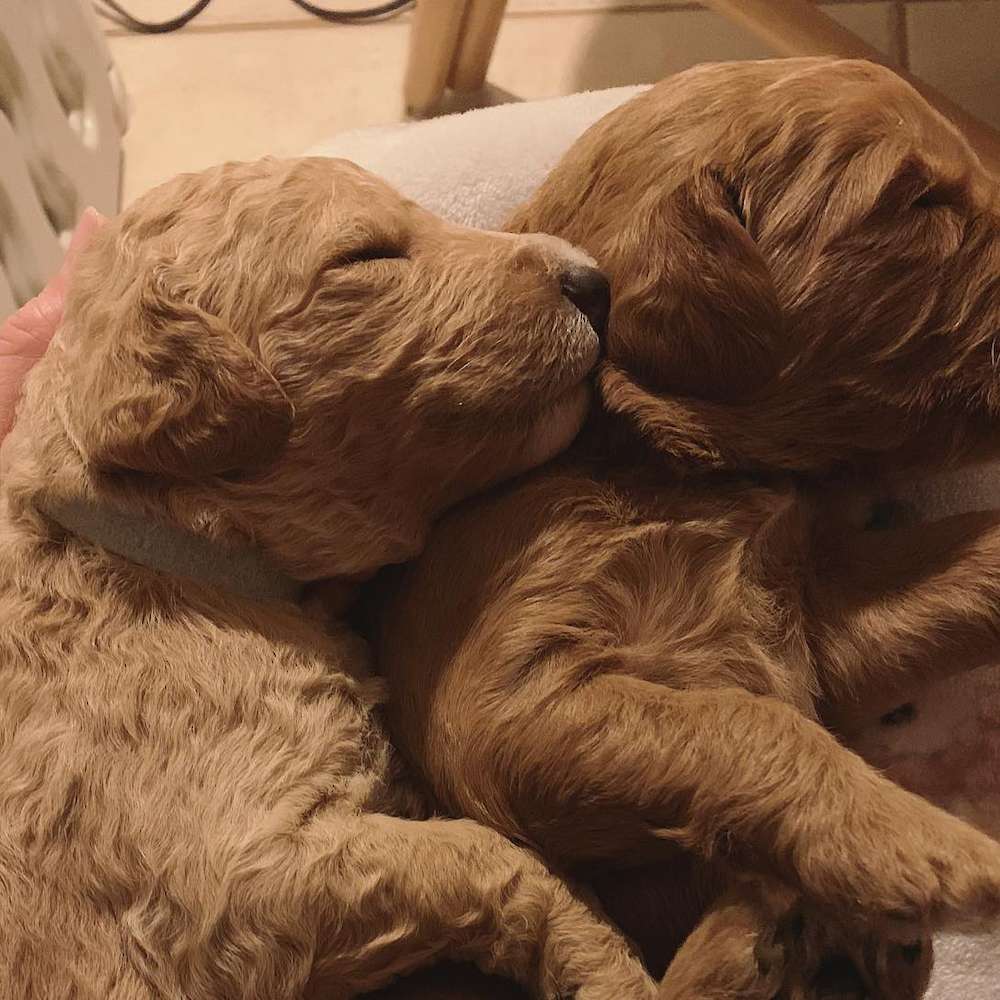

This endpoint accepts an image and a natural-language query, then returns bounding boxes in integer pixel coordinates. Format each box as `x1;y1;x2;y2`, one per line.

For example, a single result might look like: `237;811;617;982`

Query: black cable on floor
287;0;413;23
94;0;212;34
93;0;413;34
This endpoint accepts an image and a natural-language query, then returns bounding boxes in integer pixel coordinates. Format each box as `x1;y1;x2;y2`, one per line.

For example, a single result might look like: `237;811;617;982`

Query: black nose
560;266;610;340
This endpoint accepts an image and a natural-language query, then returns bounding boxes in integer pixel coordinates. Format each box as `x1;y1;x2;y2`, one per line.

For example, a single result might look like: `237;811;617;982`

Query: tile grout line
890;1;910;69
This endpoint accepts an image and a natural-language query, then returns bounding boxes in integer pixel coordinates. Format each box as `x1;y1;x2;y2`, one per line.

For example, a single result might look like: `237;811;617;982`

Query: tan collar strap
40;496;303;605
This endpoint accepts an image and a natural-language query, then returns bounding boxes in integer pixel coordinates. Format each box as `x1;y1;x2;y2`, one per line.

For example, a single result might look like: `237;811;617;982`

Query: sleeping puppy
0;157;657;1000
372;59;1000;998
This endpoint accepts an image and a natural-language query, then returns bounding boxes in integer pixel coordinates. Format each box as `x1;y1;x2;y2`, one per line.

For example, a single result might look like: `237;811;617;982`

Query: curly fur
371;59;1000;998
0;157;655;999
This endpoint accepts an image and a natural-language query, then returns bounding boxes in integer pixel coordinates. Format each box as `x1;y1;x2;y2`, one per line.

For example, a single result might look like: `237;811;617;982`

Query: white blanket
310;87;1000;999
310;87;648;231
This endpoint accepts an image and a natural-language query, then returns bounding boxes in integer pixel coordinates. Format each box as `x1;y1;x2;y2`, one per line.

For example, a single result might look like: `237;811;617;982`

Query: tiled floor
104;0;1000;204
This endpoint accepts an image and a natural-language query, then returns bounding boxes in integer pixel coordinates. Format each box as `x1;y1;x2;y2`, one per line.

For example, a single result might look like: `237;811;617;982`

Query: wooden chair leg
448;0;507;93
703;0;1000;176
404;0;470;117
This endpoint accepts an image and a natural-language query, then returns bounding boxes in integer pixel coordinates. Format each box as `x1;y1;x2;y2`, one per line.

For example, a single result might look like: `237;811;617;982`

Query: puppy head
511;58;1000;478
31;158;604;577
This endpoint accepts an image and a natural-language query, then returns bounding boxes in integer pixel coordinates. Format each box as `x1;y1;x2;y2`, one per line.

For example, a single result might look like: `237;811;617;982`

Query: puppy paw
868;932;933;1000
797;788;1000;930
777;906;932;1000
658;884;793;999
918;820;1000;928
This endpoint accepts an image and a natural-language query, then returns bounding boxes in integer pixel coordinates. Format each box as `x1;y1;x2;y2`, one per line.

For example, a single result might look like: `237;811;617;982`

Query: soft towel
309;87;648;231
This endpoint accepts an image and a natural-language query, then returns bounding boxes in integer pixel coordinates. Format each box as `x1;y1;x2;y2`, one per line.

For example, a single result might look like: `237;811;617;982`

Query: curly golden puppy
0;158;655;1000
372;59;1000;998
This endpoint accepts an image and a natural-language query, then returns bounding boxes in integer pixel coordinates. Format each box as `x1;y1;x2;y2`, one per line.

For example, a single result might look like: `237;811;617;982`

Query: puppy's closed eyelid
339;245;409;266
912;189;948;209
911;181;967;211
725;183;748;228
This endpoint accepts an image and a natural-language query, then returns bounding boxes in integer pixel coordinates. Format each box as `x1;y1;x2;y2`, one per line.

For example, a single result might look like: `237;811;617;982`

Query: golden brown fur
0;158;657;999
372;59;1000;998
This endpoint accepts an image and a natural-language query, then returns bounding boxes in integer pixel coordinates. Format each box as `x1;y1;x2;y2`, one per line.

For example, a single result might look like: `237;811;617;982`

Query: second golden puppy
373;59;1000;999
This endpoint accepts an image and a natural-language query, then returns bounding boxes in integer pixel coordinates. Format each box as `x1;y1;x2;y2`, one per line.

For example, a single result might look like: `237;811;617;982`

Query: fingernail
60;208;106;274
81;206;107;225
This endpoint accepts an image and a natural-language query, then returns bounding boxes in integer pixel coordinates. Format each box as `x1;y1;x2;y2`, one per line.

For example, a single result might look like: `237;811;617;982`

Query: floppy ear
603;171;784;403
67;273;293;480
590;172;789;472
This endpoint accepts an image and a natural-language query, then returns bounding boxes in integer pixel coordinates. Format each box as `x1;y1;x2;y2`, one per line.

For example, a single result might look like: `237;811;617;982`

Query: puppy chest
0;608;394;849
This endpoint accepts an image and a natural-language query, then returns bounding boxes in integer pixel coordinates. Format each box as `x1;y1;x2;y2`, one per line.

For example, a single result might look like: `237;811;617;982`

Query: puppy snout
560;266;611;340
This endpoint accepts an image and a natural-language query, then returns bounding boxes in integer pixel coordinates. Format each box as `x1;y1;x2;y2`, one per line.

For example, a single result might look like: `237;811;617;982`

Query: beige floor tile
828;1;898;56
907;1;1000;130
110;21;409;202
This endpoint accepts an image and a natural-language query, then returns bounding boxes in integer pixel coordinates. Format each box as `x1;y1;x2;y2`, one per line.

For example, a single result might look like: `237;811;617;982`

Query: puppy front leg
469;676;1000;931
296;813;656;999
807;508;1000;709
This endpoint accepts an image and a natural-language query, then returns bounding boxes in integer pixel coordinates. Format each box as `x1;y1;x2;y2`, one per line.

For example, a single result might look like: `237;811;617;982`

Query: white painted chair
0;0;126;317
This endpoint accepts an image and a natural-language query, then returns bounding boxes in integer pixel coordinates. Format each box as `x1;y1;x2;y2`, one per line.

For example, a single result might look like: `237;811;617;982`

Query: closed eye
725;182;748;228
340;244;408;266
912;184;961;210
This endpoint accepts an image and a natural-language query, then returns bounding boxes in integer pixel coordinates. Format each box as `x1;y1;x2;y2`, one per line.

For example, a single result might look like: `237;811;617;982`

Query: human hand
0;208;106;441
